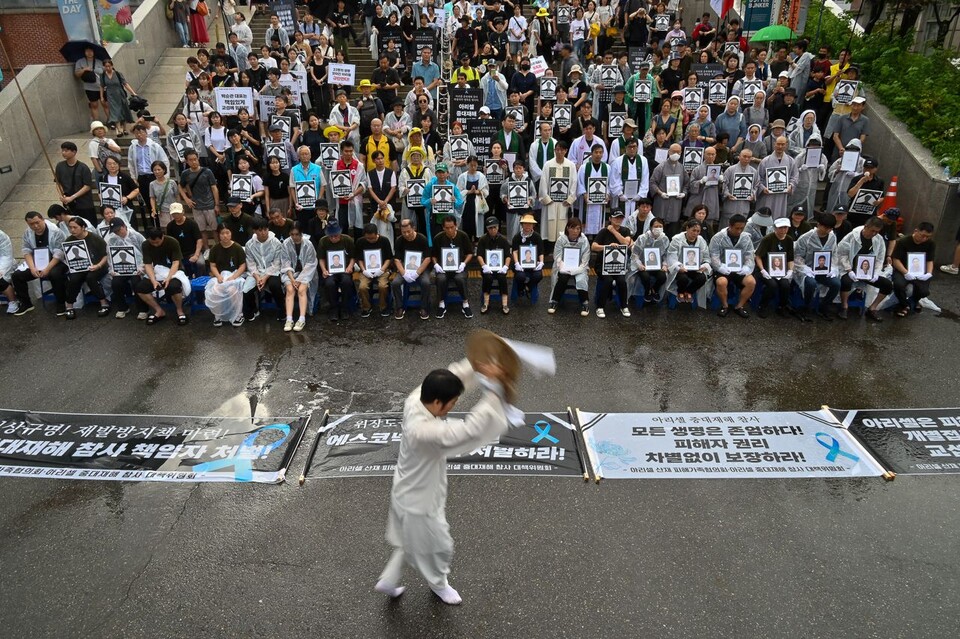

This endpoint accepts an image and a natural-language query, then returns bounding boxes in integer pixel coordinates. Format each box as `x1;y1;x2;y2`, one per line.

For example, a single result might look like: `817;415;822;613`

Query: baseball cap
326;221;342;236
851;96;866;104
108;218;126;231
863;157;878;168
485;216;500;228
170;203;184;215
774;217;790;228
884;207;901;219
435;162;448;172
227;196;243;206
479;106;491;115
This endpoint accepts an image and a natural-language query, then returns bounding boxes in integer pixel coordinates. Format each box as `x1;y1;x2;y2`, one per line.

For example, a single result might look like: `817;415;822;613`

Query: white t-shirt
508;16;528;43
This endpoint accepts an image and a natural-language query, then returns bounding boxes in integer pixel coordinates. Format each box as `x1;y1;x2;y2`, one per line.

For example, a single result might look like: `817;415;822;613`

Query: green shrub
803;1;960;173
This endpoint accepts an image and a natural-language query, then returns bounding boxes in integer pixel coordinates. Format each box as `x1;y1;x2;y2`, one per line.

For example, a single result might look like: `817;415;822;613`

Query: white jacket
245;234;284;276
0;230;14;280
281;236;318;284
837;225;885;273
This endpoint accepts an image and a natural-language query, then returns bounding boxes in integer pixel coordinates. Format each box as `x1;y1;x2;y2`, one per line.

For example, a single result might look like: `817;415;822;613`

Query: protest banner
214;87;254;116
0;408;309;483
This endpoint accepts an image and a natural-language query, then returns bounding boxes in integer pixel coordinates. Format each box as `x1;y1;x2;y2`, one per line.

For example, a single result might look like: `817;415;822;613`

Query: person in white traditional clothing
755;136;799;218
539;141;579;243
281;223;318;332
375;339;518;605
825;140;865;214
684;145;722;221
720;148;758;228
649;143;687;237
528;122;557;210
608;138;650;223
577;144;611;237
569;120;607;170
709;214;756;318
789;136;828;217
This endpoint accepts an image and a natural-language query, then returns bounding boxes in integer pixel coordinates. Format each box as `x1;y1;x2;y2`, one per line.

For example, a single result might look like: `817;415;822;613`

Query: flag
710;0;735;19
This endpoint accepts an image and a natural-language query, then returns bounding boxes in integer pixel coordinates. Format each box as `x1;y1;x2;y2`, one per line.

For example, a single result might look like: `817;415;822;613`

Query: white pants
380;506;453;590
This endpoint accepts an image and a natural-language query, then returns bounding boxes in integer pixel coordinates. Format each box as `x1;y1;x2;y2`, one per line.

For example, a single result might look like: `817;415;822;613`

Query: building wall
0;10;68;75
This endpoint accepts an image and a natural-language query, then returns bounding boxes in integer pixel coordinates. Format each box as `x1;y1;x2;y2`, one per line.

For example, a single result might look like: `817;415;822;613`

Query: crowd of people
0;2;950;329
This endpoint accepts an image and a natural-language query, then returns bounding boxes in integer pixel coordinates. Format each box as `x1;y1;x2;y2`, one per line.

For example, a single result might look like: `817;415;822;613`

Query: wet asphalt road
2;279;960;638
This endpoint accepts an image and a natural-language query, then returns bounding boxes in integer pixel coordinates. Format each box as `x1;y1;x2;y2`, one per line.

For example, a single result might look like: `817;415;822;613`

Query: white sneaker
596;308;606;318
940;264;958;275
283;320;294;332
115;310;127;319
6;301;19;315
620;307;631;317
293;319;305;332
136;312;148;320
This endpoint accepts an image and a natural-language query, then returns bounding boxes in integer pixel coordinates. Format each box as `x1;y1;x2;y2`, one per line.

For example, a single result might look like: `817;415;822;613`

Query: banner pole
576;408;603;483
299;410;329;486
279;413;312;483
567;406;591;482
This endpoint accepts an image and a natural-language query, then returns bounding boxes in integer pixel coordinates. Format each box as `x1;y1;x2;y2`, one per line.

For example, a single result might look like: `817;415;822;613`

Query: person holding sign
10;212;70;317
649;143;687;237
709;214;756;318
318;222;356;323
399;147;433;236
684;145;721;223
845;157;884;226
431;215;474;319
756;136;798;218
666;219;711;305
539;141;579;242
106;218;145;319
591;211;632;318
100;157;140;228
62;218;110;320
511;214;544;301
793;212;842;321
577;143;611;237
355;223;395;318
754;218;799;319
547;217;591;315
631;217;669;304
390;219;433;321
609;138;651;222
333;141;368;236
891;222;936;318
836;217;892;321
475;217;512;314
421;164;464;242
501;161;536;240
789;136;828;218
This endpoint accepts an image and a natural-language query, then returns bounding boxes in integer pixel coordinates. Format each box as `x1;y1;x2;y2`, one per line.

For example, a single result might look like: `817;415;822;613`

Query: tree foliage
805;1;960;172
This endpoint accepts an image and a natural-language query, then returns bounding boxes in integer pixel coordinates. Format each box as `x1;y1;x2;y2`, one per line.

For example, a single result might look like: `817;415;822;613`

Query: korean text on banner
328;63;356;87
578;410;886;479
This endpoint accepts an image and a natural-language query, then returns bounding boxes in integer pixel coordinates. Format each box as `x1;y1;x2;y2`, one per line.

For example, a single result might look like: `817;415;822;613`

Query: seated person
511;213;544;299
355;222;394;318
390;218;433;320
280;222;318;332
666;219;711;304
136;227;188;324
549;217;591;316
709;214;757;318
245;216;285;321
205;224;251;327
891;221;935;318
431;215;474;319
317;221;356;322
836;216;892;322
792;212;841;321
631;217;669;304
105;217;146;319
11;210;69;316
754;217;797;318
62;217;110;320
475;216;512;314
591;211;633;318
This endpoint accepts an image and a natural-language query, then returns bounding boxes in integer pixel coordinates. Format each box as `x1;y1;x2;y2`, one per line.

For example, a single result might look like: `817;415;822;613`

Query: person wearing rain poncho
665;219;712;305
836;216;893;322
280;224;317;332
577;144;612;237
684;145;722;222
787;109;822;157
755;135;799;218
205;224;254;327
789;136;828;217
744;206;776;249
548;217;592;316
825;139;865;214
629;218;670;304
791;211;841;321
720;148;758;227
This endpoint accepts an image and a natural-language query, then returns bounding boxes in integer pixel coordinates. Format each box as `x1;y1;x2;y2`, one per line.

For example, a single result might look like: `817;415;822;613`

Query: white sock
374;580;405;598
432;585;462;605
298;315;305;322
286;316;293;321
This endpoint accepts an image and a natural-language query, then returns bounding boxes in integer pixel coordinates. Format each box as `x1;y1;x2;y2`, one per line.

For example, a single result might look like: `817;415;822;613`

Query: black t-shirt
475;233;512;264
432;230;474;264
263;171;290;199
268;218;294;242
892;235;935;266
56;160;95;209
511;231;544;269
208;242;246;271
755;233;795;264
856;232;874;255
394;232;430;270
166;219;202;257
354;235;394;267
223;212;256;245
592;226;628;270
142;236;184;267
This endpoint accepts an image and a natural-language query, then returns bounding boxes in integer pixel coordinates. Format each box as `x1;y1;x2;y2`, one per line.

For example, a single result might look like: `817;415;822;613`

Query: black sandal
896;307;909;318
717;307;729;318
97;306;110;317
177;315;188;325
64;309;76;320
146;314;164;325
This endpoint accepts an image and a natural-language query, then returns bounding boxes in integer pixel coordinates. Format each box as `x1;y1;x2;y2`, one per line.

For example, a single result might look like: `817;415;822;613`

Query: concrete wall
860;87;959;263
0;0;177;208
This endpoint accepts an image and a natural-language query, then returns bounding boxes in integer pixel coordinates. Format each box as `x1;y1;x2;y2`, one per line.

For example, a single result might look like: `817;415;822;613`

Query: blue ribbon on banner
531;420;560;445
193;423;291;481
815;432;860;463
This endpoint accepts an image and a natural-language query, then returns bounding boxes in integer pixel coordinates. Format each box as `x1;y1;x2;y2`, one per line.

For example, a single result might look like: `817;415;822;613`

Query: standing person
376;334;519;605
55;142;96;227
189;0;210;47
178;150;219;247
100;60;137;137
75;46;108;123
170;0;191;48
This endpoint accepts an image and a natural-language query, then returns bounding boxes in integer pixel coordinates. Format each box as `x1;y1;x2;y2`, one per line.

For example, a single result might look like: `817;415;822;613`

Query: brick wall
0;11;69;76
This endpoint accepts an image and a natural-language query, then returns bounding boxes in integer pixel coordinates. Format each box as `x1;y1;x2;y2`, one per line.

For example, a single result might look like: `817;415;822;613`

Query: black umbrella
59;40;109;63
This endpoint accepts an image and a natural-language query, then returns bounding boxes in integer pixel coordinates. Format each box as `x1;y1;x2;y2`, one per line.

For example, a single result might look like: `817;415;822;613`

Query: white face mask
651;228;663;238
669;153;681;162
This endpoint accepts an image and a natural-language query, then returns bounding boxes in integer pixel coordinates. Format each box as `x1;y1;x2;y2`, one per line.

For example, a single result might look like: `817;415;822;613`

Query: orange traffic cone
877;175;898;217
